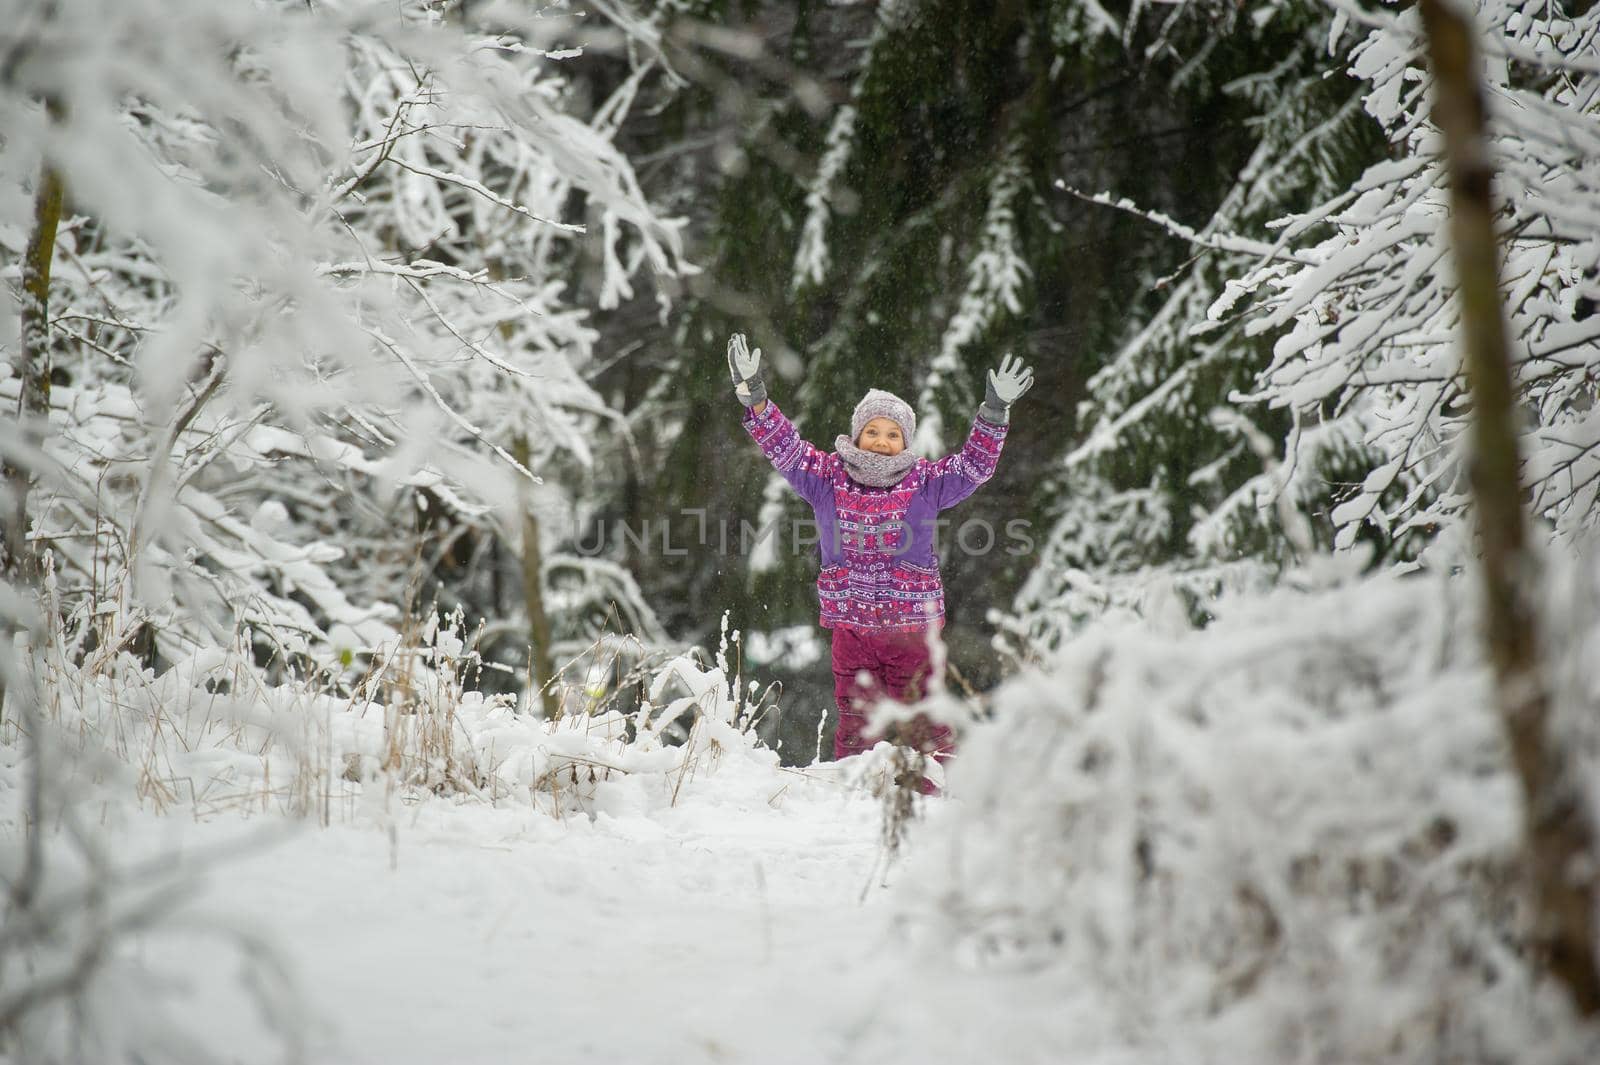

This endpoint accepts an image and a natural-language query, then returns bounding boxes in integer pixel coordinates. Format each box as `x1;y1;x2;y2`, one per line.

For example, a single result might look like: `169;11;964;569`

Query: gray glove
979;353;1034;424
726;332;768;408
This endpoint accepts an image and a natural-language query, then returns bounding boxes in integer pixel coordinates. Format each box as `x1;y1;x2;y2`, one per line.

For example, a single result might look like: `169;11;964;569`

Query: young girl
726;332;1033;776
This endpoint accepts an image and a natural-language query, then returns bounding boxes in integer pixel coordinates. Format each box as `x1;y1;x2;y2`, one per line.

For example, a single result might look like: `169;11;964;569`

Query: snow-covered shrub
358;616;785;817
0;750;308;1064
0;569;308;1063
998;478;1276;656
902;553;1600;1062
18;595;786;824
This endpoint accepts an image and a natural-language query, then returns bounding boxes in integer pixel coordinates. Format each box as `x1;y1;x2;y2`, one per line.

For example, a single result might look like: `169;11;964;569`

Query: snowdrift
903;556;1600;1063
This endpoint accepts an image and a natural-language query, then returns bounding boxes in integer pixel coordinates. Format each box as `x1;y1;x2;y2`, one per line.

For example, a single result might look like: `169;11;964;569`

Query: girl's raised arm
727;332;768;414
728;333;833;506
924;354;1034;511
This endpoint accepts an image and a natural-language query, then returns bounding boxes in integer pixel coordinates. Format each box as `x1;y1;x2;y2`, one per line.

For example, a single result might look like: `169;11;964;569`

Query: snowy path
127;768;1087;1065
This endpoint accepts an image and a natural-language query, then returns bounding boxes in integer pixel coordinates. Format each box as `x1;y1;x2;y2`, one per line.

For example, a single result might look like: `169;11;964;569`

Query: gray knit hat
850;388;916;444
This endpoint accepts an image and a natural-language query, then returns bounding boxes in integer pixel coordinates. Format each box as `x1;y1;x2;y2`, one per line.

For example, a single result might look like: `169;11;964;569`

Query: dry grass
19;571;804;826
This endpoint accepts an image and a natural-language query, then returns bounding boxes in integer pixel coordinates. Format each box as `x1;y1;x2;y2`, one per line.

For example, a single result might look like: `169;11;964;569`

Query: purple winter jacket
742;400;1008;632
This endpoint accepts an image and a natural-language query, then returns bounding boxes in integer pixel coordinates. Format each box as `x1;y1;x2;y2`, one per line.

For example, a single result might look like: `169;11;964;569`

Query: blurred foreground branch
1420;0;1600;1017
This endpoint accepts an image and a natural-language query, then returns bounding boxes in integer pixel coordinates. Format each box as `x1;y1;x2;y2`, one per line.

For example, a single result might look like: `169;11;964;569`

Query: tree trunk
484;249;560;718
2;159;65;582
512;436;559;717
1420;0;1600;1017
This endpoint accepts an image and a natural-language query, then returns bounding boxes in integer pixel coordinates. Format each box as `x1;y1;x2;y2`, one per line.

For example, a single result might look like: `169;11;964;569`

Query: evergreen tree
1010;2;1388;650
575;0;1386;685
1212;0;1600;556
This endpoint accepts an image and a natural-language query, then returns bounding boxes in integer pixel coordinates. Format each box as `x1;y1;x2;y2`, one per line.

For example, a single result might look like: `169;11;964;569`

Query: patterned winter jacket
742;400;1008;632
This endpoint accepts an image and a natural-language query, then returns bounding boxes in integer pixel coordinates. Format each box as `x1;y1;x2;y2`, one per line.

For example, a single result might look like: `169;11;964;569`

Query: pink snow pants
830;626;955;775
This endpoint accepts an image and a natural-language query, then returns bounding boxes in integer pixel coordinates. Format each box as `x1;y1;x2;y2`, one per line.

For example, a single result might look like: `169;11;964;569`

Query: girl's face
857;417;906;456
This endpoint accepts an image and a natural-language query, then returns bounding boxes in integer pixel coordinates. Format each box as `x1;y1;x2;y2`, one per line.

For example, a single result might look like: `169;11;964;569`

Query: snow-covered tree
1075;0;1600;582
0;0;684;682
1212;0;1600;555
0;3;684;1055
1010;0;1600;651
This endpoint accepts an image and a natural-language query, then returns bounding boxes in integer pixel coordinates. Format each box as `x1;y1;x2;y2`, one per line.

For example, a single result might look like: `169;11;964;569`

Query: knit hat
850;388;916;445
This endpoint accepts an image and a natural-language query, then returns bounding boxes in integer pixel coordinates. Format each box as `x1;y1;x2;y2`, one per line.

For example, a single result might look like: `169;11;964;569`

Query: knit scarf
834;435;920;488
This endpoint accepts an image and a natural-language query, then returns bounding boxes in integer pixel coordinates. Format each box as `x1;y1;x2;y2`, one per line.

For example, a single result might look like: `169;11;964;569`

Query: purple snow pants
830;626;955;771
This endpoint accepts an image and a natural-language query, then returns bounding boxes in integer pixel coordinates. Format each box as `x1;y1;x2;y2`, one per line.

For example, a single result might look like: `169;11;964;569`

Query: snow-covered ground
103;766;1095;1065
16;569;1597;1064
6;640;1096;1065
